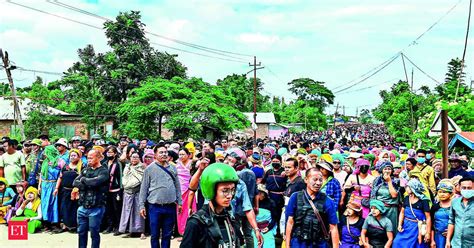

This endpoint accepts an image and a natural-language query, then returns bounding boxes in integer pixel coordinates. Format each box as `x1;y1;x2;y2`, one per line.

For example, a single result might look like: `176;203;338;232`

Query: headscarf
69;148;83;173
0;177;9;187
363;154;376;168
378;161;393;173
263;146;276;157
437;179;454;193
331;153;345;165
277;147;288;156
320;154;333;163
408;149;416;158
354;158;370;174
371;161;396;199
262;146;275;166
370;199;387;215
25;186;41;212
310;149;321;157
185;142;195;155
296;148;307;155
407;179;427;200
41;145;60;179
142;148;155;161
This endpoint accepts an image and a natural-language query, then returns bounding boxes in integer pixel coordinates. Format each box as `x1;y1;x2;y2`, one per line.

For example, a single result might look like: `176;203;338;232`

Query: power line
330;0;463;91
48;0;253;59
404;0;463;50
7;0;248;64
16;67;64;76
336;78;399;95
401;53;441;84
333;54;400;94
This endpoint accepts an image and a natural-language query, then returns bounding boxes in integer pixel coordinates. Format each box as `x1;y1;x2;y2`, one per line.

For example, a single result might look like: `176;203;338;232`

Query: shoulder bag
409;198;428;236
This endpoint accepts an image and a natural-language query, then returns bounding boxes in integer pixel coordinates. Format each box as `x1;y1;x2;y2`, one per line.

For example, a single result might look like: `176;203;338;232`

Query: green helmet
201;163;239;200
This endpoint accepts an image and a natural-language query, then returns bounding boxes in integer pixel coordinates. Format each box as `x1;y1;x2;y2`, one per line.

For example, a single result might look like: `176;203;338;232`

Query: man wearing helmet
71;136;82;149
180;163;243;247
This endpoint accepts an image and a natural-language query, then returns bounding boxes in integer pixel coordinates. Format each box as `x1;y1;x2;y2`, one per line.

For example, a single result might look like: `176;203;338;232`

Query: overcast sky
1;0;472;116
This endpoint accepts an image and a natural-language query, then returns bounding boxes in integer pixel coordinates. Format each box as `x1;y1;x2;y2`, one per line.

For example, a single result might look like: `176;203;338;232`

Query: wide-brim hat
317;161;333;172
346;201;362;212
0;177;9;187
31;138;42;146
54;138;68;148
448;154;461;162
257;184;268;195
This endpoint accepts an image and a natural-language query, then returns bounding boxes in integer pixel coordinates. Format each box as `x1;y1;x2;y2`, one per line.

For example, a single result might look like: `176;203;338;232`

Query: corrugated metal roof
0;97;72;120
243;112;276;124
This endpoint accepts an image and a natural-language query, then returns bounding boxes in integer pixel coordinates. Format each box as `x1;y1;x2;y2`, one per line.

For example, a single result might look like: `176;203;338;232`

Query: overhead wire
48;0;253;59
331;0;463;92
333;54;400;94
7;0;248;64
336;77;399;95
401;53;441;84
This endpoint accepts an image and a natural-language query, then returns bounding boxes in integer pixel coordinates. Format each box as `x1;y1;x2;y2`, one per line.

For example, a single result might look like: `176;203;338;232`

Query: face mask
107;156;115;160
461;189;474;199
426;154;432;160
360;165;369;174
417;158;426;164
272;163;281;168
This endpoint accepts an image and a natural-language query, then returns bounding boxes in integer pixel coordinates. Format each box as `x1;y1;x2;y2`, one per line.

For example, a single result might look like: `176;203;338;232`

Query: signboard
428;111;461;137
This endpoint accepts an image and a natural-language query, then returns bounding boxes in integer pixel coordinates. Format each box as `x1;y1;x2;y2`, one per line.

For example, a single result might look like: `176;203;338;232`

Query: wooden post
441;110;449;178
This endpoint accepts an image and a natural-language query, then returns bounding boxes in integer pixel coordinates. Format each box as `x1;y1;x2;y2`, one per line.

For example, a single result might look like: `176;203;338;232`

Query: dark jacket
73;165;109;208
180;204;241;248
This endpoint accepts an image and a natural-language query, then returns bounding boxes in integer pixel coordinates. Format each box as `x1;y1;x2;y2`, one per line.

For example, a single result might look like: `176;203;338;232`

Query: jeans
77;206;106;248
149;203;176;248
241;216;254;248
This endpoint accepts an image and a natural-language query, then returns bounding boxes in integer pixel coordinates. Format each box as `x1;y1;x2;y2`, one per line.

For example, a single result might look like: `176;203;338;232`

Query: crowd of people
0;123;473;248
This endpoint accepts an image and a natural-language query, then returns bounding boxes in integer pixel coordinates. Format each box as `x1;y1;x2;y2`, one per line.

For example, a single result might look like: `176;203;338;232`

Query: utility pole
411;68;415;131
441;110;449;178
333;103;339;127
249;56;262;144
356;107;359;118
401;53;409;83
0;49;25;140
343;105;345;116
455;0;472;101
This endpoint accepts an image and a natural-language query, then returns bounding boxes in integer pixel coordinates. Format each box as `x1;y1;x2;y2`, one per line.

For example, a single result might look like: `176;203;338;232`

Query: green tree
117;77;248;139
216;74;270;112
373;81;435;142
278;100;327;130
359;109;373;124
435;58;470;102
288;78;334;109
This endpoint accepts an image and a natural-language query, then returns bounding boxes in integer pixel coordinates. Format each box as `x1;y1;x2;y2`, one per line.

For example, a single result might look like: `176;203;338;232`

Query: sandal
140;234;146;240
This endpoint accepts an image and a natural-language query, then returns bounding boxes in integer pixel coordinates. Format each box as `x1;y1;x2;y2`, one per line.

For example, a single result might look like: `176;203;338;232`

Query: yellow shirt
411;164;436;196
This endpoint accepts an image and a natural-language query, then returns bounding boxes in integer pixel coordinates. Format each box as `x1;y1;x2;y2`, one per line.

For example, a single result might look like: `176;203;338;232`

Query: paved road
0;225;181;248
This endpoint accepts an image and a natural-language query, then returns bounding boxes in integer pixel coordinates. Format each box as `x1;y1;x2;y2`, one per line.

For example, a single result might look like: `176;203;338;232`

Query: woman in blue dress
430;179;453;248
393;179;432;248
38;145;61;231
340;201;364;248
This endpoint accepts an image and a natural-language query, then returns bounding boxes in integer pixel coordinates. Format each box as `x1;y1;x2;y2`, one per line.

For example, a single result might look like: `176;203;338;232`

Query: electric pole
333;103;339;127
0;49;25;140
249;56;262;144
